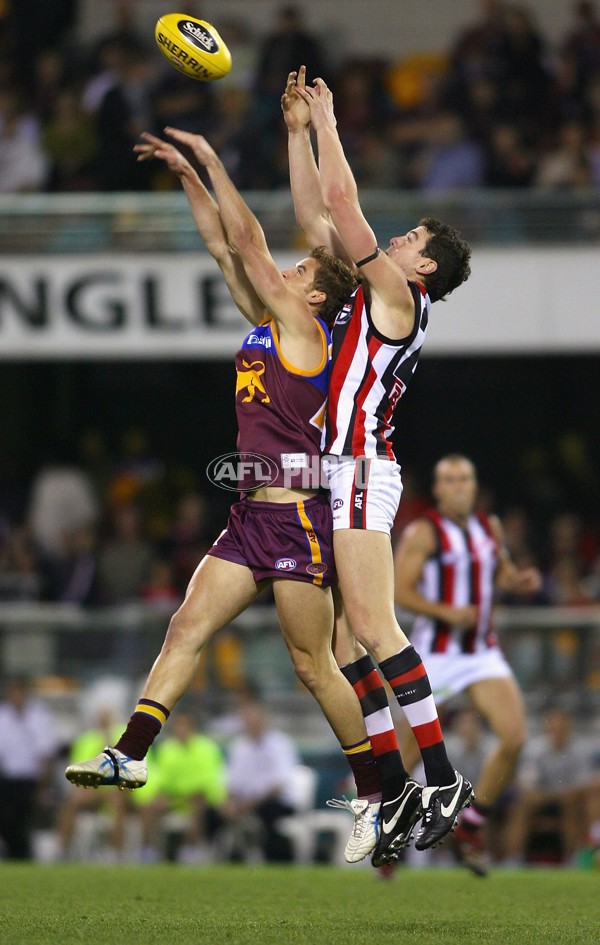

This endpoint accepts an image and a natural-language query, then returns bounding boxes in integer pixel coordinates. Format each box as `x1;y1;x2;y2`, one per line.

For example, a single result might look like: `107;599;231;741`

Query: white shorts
322;456;403;534
419;648;513;706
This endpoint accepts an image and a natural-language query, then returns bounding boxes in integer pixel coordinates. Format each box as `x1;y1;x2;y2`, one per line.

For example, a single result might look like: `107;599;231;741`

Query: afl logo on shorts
306;563;328;576
333;498;344;510
275;557;297;571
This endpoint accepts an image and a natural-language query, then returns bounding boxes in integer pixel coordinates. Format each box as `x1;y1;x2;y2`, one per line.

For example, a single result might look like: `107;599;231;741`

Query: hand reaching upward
281;65;310;132
295;77;337;132
164;127;219;168
133;132;191;177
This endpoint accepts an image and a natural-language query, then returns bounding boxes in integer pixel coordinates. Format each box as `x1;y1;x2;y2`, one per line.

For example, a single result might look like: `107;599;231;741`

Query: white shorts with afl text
322;455;403;534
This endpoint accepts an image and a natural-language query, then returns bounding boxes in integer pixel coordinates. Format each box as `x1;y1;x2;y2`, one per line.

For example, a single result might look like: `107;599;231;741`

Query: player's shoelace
326;797;372;841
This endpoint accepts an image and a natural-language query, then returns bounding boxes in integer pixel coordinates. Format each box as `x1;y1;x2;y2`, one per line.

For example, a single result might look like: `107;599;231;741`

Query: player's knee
500;723;527;758
164;610;209;654
290;650;320;693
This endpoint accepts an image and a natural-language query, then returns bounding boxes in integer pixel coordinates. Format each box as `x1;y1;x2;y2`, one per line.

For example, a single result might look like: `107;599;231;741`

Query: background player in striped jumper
394;454;541;874
284;68;473;861
65;128;388;865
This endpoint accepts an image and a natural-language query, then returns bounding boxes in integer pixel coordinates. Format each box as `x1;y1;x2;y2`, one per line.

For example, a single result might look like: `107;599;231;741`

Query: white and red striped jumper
410;509;500;658
330;282;454;787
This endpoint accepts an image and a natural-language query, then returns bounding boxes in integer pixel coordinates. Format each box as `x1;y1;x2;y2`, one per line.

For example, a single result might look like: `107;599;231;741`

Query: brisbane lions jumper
235;315;330;491
207;314;334;587
410;509;501;656
324;282;429;460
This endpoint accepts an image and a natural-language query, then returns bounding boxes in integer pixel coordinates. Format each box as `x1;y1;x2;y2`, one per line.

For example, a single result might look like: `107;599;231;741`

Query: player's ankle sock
114;698;170;760
379;645;455;786
341;654;409;799
341;738;381;801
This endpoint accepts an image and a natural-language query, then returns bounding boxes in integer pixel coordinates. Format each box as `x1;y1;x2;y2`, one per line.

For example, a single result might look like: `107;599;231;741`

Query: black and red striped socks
379;645;455;786
341;654;409;797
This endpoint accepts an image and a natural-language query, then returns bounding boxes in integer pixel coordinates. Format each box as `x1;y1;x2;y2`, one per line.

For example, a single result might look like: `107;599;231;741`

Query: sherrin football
154;14;232;81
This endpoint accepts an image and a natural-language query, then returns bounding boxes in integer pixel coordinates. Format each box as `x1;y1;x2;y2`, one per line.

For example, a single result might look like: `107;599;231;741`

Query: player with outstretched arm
284;67;474;859
66;128;391;865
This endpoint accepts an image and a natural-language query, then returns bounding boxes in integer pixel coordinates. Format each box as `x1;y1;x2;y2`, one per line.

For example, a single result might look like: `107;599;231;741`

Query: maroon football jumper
208;315;335;587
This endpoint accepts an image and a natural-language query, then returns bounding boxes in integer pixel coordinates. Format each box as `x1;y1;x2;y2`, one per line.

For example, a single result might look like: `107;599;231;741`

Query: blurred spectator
503;706;599;864
108;427;164;508
4;1;76;91
445;708;492;788
496;4;552;132
413;112;485;191
215;695;300;862
151;67;215;139
81;36;132;116
352;129;399;188
534;119;592;189
484;122;536;187
0;87;49;192
134;710;226;863
253;6;324;147
97;503;153;604
206;86;273;190
76;429;114;509
44;523;102;606
27;455;99;558
0;676;58;860
217;19;259;92
93;41;157;191
547;512;586;567
139;557;181;607
562;1;600;97
446;0;508;96
501;506;539;566
543;557;596;606
161;491;211;592
56;705;129;861
31;49;69;122
0;524;43;601
42;86;97;191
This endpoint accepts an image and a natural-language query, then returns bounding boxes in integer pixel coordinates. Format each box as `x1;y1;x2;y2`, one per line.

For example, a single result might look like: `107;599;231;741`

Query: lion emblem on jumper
236;359;270;404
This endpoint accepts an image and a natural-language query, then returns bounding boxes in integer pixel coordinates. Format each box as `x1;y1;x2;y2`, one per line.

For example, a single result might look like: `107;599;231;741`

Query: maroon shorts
207;493;335;587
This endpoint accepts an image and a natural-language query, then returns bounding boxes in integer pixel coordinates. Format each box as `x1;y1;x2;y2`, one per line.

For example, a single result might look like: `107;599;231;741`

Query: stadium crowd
0;1;600;194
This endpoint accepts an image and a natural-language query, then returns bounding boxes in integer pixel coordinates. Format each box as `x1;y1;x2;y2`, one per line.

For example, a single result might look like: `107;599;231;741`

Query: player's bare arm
283;67;350;262
135;131;265;325
394;519;479;628
166;129;325;370
296;79;418;339
488;516;542;595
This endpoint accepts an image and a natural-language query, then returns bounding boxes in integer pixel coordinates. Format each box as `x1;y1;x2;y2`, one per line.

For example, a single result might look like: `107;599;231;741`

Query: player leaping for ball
65;126;408;865
282;67;474;859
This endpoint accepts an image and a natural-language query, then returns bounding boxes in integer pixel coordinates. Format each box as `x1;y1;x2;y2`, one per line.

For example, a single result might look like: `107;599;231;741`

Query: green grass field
0;865;598;945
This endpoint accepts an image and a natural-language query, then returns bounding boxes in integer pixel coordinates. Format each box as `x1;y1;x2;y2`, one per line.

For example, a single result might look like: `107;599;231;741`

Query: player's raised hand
133;132;191;177
295;77;337;131
164;127;218;167
281;65;310;131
